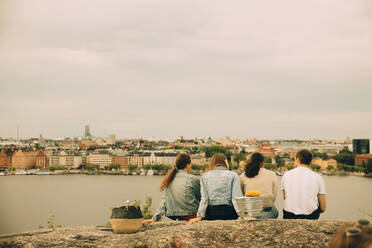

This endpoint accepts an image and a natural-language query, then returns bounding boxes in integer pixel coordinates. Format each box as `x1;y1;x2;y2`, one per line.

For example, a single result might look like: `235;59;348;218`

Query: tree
264;157;272;164
367;159;372;173
327;165;334;171
333;150;355;166
274;155;285;167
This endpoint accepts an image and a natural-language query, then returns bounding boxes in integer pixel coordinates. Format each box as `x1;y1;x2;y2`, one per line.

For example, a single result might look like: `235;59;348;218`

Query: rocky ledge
0;219;349;248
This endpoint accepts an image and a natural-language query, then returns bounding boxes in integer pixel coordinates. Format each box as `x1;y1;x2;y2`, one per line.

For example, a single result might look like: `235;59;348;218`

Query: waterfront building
312;158;337;170
355;154;372;167
352;139;370;154
87;153;112;169
112;155;128;169
0;151;11;168
48;151;82;169
127;154;143;168
12;150;47;169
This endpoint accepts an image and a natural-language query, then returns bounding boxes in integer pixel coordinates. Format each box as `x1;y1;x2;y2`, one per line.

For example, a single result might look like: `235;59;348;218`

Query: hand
243;217;257;221
143;219;154;224
188;216;202;225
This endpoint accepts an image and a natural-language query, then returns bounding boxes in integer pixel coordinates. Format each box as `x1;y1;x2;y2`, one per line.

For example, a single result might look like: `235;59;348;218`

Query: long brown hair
245;152;264;178
160;153;191;191
208;153;228;171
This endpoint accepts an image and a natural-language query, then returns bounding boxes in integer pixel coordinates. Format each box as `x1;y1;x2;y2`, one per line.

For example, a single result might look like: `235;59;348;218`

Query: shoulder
262;168;276;177
189;174;200;181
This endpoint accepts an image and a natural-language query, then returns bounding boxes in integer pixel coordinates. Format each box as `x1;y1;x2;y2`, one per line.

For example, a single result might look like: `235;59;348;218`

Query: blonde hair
208;153;228;171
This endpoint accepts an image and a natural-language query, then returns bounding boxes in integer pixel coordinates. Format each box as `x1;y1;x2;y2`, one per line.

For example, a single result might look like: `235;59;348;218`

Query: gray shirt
153;170;200;221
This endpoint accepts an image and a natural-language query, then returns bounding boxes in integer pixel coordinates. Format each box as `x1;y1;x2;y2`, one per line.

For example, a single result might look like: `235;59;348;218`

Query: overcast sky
0;0;371;140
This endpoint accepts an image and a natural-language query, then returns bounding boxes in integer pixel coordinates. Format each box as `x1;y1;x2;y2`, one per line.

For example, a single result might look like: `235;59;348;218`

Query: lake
0;174;371;234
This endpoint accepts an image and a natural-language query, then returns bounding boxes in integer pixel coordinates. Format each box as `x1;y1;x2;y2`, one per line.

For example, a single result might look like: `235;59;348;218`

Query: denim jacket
197;166;242;218
153;170;201;221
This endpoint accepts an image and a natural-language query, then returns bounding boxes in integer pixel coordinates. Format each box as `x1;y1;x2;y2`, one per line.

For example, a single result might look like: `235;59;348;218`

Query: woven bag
110;200;144;234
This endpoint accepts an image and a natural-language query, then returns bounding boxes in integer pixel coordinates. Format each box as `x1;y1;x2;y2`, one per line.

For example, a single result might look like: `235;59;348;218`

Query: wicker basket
110;218;144;234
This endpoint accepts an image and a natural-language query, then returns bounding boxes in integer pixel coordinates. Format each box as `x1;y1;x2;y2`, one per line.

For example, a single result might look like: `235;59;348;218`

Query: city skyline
1;0;372;140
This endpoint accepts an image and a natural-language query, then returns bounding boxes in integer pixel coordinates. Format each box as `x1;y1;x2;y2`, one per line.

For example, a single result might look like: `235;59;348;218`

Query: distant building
108;134;116;145
112;156;128;169
312;158;337;170
355;154;372;167
255;149;275;158
87;153;112;169
0;151;11;168
48;151;82;169
84;125;92;140
352;139;370;154
12;150;47;169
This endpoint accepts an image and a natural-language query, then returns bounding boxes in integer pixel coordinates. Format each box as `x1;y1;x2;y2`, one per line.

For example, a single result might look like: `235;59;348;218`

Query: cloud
0;0;371;139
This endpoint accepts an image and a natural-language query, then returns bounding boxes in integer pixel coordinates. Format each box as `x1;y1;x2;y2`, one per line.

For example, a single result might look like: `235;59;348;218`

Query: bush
84;164;100;171
104;164;120;171
191;164;208;171
264;163;276;170
310;164;321;171
286;165;295;171
49;165;65;172
327;165;334;171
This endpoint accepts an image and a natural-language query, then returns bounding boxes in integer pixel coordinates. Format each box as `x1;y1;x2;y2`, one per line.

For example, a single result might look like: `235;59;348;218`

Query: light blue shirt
197;166;243;218
153;170;200;221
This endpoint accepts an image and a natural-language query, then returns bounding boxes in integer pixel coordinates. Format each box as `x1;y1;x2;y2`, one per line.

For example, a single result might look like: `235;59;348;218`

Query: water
0;174;371;234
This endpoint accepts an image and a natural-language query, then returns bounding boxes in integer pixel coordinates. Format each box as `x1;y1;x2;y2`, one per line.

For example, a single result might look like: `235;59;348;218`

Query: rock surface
0;220;349;248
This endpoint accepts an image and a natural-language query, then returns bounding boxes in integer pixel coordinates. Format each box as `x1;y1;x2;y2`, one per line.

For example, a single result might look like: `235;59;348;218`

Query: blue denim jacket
197;166;242;218
153;170;200;221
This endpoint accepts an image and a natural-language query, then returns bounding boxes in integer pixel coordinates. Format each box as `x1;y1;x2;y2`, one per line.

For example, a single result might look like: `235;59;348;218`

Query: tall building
352;139;370;154
84;125;92;140
108;134;116;145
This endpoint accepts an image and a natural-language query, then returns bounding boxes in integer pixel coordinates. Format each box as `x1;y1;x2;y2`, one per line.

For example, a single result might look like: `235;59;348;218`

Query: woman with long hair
189;153;242;223
240;152;278;219
150;153;200;222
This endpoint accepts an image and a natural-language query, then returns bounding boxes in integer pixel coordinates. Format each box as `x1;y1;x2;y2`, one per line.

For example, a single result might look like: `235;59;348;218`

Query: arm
231;173;243;214
318;194;326;213
193;177;201;202
240;175;245;196
152;191;166;221
318;176;326;213
196;177;208;219
272;175;278;202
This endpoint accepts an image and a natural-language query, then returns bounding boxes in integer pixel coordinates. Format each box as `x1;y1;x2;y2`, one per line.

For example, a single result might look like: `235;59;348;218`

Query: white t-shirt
281;166;326;215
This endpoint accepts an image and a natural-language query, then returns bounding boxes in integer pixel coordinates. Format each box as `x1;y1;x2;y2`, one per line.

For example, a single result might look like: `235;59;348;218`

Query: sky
0;0;372;140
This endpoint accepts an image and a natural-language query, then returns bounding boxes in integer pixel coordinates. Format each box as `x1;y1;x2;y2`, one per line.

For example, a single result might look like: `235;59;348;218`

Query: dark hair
208;153;228;171
160;153;191;191
296;149;313;165
245;152;264;178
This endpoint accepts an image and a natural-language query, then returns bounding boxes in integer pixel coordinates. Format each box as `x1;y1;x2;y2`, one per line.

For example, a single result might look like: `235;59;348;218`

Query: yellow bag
245;190;261;197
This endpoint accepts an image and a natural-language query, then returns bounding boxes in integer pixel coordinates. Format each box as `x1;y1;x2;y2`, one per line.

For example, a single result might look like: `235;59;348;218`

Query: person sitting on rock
145;153;200;222
240;152;278;219
281;149;326;219
189;153;242;223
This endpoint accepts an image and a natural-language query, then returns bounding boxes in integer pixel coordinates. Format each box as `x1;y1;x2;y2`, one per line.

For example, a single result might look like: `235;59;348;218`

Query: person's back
240;152;278;219
202;166;238;207
151;153;200;222
281;149;326;219
164;170;200;217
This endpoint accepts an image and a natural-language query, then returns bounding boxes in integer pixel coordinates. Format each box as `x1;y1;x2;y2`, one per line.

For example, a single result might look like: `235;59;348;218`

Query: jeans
259;205;279;219
283;207;321;220
204;205;239;220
